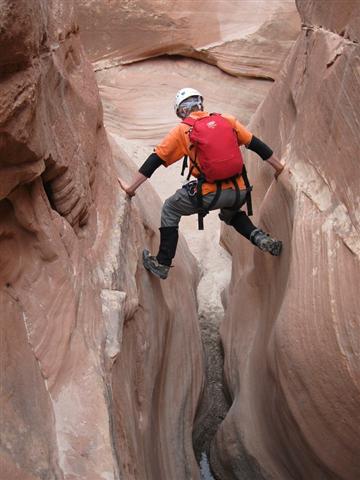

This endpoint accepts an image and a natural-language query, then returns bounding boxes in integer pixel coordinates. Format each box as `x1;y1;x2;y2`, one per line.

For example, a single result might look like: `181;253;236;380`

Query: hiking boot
143;249;170;280
250;228;282;256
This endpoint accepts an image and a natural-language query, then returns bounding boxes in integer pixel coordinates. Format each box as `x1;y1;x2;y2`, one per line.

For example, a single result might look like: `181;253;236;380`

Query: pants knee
161;198;181;227
219;210;237;225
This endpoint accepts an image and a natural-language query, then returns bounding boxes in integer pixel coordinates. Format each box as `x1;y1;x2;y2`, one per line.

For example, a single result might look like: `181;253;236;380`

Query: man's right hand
118;177;135;197
274;163;285;180
267;155;286;181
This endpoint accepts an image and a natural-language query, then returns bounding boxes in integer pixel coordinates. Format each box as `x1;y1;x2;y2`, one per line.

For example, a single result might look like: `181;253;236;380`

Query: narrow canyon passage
1;1;360;480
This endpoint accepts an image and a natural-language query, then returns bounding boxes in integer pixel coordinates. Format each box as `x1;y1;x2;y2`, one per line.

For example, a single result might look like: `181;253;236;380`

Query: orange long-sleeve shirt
155;111;252;195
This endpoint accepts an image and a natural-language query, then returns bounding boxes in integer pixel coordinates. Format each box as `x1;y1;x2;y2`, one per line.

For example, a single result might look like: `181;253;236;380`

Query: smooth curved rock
213;3;360;479
77;0;300;79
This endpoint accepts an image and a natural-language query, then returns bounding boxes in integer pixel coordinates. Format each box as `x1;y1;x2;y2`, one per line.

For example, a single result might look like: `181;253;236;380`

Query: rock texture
6;0;356;479
212;1;360;479
0;2;203;479
76;0;299;79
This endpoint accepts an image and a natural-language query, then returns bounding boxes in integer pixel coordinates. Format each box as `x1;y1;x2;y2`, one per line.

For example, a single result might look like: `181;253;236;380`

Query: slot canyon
0;1;359;479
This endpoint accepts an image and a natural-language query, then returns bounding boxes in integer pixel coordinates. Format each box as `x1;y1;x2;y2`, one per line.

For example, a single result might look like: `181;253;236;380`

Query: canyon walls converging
1;1;359;480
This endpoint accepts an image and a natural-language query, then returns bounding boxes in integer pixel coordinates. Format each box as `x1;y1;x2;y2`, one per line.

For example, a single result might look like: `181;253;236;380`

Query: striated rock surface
7;0;356;479
76;0;300;79
212;1;360;479
0;1;203;479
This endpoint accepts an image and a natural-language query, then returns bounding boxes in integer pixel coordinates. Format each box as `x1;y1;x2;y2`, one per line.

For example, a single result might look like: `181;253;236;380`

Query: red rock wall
213;1;360;479
76;0;299;80
5;1;357;479
0;1;203;479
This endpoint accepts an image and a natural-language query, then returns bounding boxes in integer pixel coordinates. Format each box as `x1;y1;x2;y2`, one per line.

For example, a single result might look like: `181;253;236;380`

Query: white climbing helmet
174;87;203;117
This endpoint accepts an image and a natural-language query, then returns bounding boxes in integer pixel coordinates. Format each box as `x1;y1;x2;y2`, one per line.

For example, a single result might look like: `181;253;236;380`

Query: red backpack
182;113;244;182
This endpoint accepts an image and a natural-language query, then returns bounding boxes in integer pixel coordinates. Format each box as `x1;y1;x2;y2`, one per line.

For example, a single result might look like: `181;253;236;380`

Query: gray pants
161;184;248;227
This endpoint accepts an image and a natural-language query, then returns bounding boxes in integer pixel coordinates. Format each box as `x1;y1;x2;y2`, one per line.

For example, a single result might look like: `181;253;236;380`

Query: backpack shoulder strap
182;117;196;127
182;114;216;126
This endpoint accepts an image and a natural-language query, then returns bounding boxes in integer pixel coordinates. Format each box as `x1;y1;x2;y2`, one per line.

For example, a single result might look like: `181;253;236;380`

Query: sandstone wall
4;1;355;479
0;2;203;479
212;1;360;479
76;0;299;80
